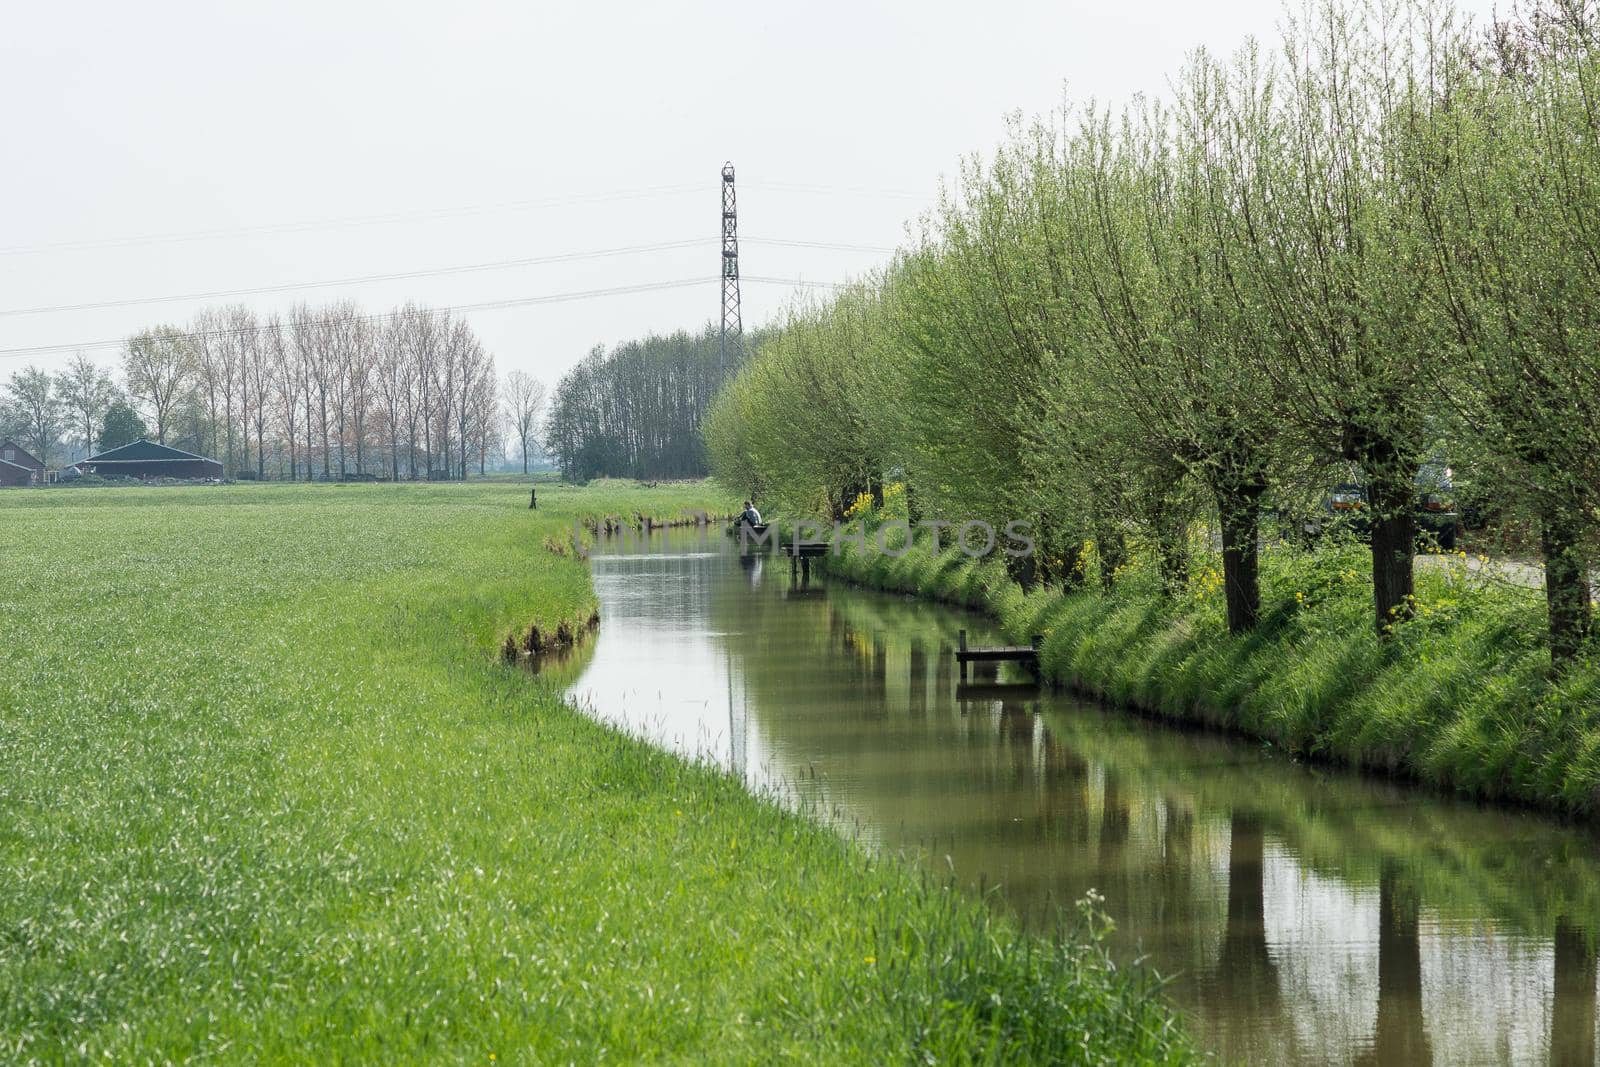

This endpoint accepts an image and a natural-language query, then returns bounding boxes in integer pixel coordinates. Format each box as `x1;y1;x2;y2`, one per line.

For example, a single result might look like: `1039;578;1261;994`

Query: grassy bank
0;480;1192;1063
824;513;1600;816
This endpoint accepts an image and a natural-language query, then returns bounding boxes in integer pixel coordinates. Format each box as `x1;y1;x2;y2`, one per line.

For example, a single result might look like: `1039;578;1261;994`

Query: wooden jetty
786;540;828;581
955;629;1042;682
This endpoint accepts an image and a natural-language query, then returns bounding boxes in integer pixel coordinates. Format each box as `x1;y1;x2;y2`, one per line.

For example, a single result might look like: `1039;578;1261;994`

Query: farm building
0;458;34;487
1;439;45;484
75;440;224;480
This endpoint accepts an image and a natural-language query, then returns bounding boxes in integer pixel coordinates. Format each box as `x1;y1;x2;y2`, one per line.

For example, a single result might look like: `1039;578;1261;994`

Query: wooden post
1031;633;1043;679
958;628;968;682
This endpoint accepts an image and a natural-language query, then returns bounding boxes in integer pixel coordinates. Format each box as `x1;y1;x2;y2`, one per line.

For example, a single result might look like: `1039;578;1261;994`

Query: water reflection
568;529;1600;1065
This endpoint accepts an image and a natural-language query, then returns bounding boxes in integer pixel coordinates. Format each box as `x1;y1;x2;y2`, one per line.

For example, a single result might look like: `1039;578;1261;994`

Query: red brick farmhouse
0;439;45;485
75;440;224;480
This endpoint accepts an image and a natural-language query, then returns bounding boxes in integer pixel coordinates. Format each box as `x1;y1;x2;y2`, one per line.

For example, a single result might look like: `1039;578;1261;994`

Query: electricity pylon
719;161;743;374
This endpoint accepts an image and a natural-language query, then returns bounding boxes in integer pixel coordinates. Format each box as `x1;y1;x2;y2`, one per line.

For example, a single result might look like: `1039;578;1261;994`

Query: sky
0;0;1500;385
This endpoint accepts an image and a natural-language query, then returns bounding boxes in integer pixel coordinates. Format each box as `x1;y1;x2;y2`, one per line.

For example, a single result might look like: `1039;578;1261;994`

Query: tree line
705;0;1600;665
1;302;550;480
543;323;762;482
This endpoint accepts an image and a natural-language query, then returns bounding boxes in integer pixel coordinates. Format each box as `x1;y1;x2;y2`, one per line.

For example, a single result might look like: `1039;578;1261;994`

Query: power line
0;279;714;359
0;237;894;319
0;181;924;258
0;183;705;258
0;240;707;319
744;275;853;290
744;180;930;201
0;275;850;360
748;237;895;253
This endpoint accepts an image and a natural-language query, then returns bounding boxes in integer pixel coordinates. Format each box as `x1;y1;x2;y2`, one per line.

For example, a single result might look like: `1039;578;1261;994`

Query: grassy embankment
822;506;1600;816
0;480;1192;1064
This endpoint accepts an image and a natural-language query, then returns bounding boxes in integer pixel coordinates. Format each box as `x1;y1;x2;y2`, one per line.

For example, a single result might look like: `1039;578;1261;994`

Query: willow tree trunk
1350;435;1414;639
1005;546;1039;592
1345;429;1418;637
1090;520;1121;592
1029;517;1088;591
1369;475;1417;636
1214;472;1267;633
1150;494;1188;597
1539;498;1593;666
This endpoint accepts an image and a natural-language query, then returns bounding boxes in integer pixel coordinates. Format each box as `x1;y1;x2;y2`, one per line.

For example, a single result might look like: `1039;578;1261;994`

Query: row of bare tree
115;301;521;479
3;301;555;479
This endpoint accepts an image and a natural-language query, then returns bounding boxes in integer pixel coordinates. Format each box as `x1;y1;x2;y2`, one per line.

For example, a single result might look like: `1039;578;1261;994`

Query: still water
566;529;1600;1065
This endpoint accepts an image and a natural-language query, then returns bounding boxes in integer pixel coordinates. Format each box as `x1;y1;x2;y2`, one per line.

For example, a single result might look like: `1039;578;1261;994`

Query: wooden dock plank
955;647;1038;661
955;629;1043;681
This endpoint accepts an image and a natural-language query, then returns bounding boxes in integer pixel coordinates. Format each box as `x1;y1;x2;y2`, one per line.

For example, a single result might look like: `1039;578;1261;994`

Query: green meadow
0;481;1190;1064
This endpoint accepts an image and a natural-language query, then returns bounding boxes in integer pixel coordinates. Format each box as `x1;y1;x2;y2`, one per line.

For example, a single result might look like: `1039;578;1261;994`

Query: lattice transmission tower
719;161;743;373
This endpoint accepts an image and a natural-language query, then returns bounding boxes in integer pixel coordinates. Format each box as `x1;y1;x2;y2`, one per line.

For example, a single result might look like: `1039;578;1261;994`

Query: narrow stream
566;528;1600;1065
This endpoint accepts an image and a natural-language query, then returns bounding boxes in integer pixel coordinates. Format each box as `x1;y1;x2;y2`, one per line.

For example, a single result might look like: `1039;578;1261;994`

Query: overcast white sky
0;0;1499;384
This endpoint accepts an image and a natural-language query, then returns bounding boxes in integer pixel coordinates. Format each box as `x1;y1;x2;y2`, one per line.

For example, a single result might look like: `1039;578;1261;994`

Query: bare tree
344;317;375;475
4;366;65;468
376;315;411;480
473;354;499;474
246;314;276;479
321;301;363;476
222;305;256;476
289;304;332;479
399;304;442;478
269;314;301;480
55;353;116;458
503;369;546;473
191;308;229;465
452;321;484;479
430;311;459;478
122;326;193;445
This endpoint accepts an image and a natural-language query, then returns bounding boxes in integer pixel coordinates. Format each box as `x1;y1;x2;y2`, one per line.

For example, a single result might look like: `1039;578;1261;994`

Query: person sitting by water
738;500;763;527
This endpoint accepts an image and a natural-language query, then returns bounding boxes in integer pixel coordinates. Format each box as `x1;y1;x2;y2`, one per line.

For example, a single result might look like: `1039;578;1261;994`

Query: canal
565;528;1600;1065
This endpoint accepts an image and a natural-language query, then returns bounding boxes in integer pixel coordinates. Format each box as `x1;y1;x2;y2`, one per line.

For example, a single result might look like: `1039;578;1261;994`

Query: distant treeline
0;301;546;480
544;324;765;482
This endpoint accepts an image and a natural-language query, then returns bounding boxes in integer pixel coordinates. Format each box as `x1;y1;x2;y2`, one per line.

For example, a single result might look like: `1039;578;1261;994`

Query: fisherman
738;499;762;527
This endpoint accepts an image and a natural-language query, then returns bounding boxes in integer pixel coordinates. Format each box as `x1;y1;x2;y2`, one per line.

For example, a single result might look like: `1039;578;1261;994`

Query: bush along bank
822;508;1600;817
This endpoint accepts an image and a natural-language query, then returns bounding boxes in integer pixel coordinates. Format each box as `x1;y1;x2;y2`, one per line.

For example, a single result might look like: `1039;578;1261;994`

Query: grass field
0;480;1191;1064
823;507;1600;816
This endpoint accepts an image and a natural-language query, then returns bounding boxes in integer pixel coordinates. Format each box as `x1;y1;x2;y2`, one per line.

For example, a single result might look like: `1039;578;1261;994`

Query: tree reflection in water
572;531;1600;1065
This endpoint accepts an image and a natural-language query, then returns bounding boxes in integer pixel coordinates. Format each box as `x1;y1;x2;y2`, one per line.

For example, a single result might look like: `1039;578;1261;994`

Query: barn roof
83;440;218;463
0;439;43;468
0;458;31;474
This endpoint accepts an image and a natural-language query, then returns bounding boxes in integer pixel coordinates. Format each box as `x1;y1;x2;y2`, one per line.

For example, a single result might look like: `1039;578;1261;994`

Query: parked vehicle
1304;462;1459;551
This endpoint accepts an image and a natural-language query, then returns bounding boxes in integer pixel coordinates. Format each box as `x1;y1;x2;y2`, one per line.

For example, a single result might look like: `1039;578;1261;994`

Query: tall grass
0;480;1193;1063
825;513;1600;816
